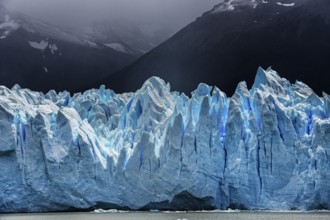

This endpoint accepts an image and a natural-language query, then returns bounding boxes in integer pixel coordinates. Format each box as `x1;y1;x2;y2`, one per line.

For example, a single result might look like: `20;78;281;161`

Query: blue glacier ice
0;67;329;212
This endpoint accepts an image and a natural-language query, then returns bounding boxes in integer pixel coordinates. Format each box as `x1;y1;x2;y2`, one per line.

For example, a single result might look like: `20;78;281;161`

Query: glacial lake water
0;211;329;220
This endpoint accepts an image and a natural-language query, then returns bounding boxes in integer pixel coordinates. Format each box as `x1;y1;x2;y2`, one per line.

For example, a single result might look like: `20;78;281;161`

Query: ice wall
0;68;329;212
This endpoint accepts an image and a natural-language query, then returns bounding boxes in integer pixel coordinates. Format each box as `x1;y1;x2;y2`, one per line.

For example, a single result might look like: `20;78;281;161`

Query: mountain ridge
0;6;172;93
87;0;330;96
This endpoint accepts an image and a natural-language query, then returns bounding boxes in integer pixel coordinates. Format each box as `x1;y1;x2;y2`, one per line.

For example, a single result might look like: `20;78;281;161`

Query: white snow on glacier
0;67;329;212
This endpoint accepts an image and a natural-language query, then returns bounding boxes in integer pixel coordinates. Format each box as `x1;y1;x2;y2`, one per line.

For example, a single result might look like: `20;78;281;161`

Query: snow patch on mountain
0;15;20;39
277;2;295;7
104;43;130;54
211;0;258;13
211;0;303;13
0;19;19;30
211;0;236;13
28;40;60;55
48;43;58;54
28;40;49;50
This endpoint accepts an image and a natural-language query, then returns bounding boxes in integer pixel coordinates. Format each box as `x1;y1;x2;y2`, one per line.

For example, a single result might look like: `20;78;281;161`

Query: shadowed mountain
88;0;330;96
0;7;171;93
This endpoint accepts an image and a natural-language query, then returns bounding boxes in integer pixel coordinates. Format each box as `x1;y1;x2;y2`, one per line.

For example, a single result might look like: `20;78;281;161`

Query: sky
2;0;221;31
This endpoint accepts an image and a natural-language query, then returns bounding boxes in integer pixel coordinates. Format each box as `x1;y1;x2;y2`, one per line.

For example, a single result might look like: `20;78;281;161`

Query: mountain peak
102;0;329;97
211;0;257;13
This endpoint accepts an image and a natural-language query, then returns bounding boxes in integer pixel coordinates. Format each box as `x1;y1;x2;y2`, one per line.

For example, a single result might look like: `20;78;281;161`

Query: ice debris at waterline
0;67;329;212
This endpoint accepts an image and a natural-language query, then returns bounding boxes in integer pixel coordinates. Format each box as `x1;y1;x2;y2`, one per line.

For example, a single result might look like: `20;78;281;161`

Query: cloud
3;0;221;30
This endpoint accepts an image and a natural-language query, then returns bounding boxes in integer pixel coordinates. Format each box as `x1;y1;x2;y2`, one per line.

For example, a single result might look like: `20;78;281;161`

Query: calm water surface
0;211;329;220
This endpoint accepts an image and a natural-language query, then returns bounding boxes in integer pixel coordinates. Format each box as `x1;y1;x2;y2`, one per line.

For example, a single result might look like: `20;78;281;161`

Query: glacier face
0;67;329;212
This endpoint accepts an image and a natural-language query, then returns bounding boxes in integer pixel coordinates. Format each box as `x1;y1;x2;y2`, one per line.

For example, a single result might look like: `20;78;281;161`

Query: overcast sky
3;0;221;30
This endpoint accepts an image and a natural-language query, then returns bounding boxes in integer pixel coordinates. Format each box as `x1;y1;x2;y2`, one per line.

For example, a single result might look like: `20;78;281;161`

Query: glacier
0;67;329;212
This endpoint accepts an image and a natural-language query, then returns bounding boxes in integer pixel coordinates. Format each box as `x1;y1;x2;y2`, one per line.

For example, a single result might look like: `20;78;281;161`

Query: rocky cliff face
0;68;329;212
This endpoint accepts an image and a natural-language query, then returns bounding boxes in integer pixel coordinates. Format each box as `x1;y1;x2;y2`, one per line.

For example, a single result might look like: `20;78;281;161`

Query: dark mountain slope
0;10;137;93
90;0;330;95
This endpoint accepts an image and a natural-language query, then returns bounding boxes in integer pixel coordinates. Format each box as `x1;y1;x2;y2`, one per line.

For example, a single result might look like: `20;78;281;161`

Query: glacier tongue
0;67;329;212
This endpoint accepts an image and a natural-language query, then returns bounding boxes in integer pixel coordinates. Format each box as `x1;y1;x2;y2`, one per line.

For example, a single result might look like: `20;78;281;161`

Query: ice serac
0;68;329;212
